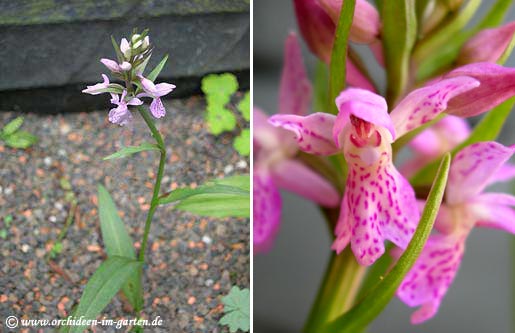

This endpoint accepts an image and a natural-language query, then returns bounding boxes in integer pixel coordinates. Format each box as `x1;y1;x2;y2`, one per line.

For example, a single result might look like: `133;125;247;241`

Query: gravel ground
0;96;250;333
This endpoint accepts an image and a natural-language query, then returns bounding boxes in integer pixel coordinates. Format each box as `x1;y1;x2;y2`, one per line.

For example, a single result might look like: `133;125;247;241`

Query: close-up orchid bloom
397;142;515;324
254;1;515;332
254;33;339;253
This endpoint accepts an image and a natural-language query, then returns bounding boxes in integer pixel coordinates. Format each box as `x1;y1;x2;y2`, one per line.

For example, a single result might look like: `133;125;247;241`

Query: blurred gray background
254;1;515;332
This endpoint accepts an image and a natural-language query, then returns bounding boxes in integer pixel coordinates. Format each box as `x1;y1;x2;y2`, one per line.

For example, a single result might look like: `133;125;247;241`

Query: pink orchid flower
397;142;515;324
82;74;110;95
401;115;470;178
270;57;515;265
108;90;143;126
101;58;132;73
254;33;340;253
137;75;176;119
293;0;377;91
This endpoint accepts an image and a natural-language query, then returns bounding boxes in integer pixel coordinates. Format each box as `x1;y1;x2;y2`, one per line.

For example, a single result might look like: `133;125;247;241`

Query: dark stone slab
0;1;250;113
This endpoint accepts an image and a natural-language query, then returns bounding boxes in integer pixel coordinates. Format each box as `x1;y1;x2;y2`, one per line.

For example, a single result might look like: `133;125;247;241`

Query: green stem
304;249;366;333
137;105;166;263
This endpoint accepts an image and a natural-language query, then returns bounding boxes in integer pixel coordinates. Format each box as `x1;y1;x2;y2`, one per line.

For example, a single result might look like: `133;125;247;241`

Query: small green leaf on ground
206;108;237;135
0;229;7;239
2;117;24;136
219;286;250;333
4;214;13;227
233;129;250;156
201;73;239;106
237;92;250;121
103;142;160;160
3;130;38;149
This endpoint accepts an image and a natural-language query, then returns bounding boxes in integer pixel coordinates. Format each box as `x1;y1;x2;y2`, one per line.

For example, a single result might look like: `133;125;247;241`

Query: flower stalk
137;105;166;263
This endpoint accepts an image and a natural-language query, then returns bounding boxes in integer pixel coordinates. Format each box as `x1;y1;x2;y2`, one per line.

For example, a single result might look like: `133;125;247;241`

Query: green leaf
89;84;125;95
382;0;417;103
146;54;168;82
52;242;63;254
206;107;237;135
69;256;142;333
410;97;515;186
323;153;451;333
97;185;142;311
219;286;250;333
2;116;24;136
0;229;7;240
201;73;239;106
4;214;12;227
214;174;250;191
4;130;37;149
103;142;160;160
233;129;250;156
328;0;355;114
159;175;250;218
237;92;250;121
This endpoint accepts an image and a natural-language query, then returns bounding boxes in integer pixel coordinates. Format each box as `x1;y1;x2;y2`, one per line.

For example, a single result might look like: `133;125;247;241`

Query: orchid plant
254;0;515;331
60;30;250;333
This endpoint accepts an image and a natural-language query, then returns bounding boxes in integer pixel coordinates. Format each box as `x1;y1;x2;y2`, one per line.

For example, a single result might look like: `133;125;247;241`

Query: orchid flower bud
458;21;515;65
317;0;381;44
120;61;132;71
120;38;131;59
293;0;335;63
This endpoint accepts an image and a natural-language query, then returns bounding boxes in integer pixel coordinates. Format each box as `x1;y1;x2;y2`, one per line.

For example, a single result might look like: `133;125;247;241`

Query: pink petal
447;142;515;204
333;149;419;265
150;98;166;118
279;33;312;115
272;159;339;207
293;0;335;63
153;82;176;97
334;88;394;146
346;58;376;92
269;113;339;156
409;115;470;156
444;62;515;117
473;193;515;234
401;116;471;178
253;170;282;253
253;107;297;153
318;0;381;44
100;58;121;72
488;163;515;185
390;76;480;138
127;97;143;106
82;74;110;95
396;233;466;324
458;21;515;65
108;104;131;126
120;62;132;71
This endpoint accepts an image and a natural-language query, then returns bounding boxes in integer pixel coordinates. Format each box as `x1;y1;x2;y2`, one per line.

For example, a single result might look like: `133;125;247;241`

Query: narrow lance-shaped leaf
146;54;169;82
97;185;142;311
411;97;515;186
328;0;355;115
69;256;142;333
382;0;417;103
103;142;160;160
159;175;250;218
322;153;451;333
